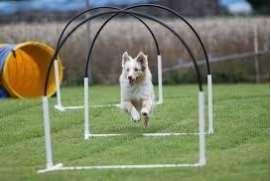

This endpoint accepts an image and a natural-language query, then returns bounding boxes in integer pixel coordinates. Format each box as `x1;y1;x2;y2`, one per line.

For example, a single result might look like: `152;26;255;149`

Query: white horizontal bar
55;104;120;110
88;132;206;137
38;163;202;173
65;106;84;109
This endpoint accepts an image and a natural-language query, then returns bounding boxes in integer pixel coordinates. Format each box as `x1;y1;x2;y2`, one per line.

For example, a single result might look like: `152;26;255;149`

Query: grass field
0;84;269;181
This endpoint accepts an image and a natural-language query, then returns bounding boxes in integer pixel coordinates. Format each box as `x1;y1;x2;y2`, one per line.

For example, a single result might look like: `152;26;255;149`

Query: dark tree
247;0;269;14
158;0;220;17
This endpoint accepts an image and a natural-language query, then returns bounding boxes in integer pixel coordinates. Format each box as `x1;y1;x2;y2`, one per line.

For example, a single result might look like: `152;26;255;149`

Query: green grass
0;84;269;181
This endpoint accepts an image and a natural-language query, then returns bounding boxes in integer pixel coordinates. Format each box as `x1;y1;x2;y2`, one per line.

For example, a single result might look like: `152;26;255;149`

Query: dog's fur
119;51;155;127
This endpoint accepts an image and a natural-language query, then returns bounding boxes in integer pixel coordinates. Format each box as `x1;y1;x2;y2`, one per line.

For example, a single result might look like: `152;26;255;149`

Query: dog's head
122;51;148;85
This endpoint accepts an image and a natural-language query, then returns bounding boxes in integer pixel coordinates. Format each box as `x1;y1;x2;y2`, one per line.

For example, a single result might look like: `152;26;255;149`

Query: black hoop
84;10;201;89
126;4;210;74
56;4;210;74
56;6;160;55
43;9;203;95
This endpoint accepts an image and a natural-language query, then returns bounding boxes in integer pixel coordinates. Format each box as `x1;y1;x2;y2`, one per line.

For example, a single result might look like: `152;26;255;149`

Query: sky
0;0;153;13
220;0;252;13
0;0;252;14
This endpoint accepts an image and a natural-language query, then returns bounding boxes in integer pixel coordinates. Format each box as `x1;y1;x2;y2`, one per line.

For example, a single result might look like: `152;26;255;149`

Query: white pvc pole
84;77;90;140
42;96;54;169
198;91;206;166
157;54;163;104
207;74;214;134
54;60;63;108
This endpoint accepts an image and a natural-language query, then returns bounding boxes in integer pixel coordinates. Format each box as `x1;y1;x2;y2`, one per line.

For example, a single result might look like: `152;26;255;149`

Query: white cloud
228;2;252;14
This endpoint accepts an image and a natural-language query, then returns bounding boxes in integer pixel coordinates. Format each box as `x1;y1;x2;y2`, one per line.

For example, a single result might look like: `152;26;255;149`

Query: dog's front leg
121;101;141;122
141;99;153;127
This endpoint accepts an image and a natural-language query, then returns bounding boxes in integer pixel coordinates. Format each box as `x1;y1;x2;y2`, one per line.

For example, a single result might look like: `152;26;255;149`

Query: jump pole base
38;163;63;174
54;104;66;112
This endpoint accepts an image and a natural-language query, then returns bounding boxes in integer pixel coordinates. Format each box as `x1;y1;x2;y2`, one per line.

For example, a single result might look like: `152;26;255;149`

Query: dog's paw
143;115;149;128
131;108;140;122
141;108;149;128
141;108;149;117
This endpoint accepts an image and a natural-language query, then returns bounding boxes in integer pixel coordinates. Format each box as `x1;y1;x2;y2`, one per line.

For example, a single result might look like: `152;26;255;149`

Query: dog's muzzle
128;76;134;84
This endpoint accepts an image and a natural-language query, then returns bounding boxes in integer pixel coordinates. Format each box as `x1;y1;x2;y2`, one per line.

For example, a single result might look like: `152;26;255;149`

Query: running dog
119;51;155;127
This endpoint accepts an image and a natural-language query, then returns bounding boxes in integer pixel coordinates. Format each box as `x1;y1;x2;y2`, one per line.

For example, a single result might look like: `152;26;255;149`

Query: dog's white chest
127;85;145;100
121;80;153;101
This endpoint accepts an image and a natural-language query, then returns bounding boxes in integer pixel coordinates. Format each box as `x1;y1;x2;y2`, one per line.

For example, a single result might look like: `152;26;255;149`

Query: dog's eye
134;68;139;72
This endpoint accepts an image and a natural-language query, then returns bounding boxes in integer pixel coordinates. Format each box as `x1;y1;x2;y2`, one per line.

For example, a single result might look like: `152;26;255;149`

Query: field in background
0;17;269;84
0;84;269;181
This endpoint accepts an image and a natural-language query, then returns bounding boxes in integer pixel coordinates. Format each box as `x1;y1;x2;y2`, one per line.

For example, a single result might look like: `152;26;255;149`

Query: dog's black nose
128;76;132;80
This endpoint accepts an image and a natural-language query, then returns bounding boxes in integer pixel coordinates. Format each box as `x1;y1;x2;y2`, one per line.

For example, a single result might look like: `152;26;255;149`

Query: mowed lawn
0;84;269;181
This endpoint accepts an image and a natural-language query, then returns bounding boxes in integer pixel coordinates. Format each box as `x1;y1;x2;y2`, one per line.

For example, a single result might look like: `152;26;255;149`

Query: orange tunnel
0;41;63;98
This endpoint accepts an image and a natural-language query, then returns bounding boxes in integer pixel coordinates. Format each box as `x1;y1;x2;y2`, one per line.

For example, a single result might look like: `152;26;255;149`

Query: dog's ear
122;51;130;68
136;51;148;70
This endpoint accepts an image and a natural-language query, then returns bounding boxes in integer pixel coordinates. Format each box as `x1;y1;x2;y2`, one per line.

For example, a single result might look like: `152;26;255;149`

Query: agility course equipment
53;6;163;111
38;6;211;173
0;42;63;98
52;4;214;134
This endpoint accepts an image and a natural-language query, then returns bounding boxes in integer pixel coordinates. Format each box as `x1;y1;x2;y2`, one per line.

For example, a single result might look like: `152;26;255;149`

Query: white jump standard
207;74;214;134
38;91;206;173
53;55;164;111
54;60;84;111
38;5;213;173
52;4;214;135
53;6;164;111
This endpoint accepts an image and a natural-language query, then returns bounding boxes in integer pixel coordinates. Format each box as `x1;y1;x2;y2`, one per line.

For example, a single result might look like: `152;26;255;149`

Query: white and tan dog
119;51;155;127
